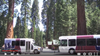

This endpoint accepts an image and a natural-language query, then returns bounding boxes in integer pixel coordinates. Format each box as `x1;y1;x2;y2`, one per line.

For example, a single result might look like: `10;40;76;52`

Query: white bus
3;38;41;54
59;35;100;54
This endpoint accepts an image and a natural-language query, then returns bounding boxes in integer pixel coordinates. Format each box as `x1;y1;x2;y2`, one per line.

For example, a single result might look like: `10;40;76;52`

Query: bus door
26;41;30;53
59;40;69;52
76;39;86;53
20;40;25;53
97;38;100;51
30;44;34;53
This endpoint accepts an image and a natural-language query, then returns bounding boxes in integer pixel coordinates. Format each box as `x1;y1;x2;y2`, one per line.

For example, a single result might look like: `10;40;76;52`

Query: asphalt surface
0;48;99;56
0;52;78;56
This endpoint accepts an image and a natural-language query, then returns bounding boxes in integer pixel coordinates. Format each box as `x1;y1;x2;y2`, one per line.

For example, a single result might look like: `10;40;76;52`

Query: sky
38;0;44;31
13;0;44;31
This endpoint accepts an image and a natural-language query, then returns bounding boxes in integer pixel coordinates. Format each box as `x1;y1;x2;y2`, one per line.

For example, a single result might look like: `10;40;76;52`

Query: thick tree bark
77;0;87;35
6;0;14;38
46;11;50;46
46;17;49;46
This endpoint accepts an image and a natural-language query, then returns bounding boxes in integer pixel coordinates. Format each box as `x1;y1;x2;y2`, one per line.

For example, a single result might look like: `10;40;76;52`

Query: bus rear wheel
69;49;75;54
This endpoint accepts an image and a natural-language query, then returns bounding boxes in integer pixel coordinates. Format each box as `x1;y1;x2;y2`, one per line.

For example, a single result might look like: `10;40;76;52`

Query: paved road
0;52;77;56
0;52;95;56
0;48;99;56
0;48;73;56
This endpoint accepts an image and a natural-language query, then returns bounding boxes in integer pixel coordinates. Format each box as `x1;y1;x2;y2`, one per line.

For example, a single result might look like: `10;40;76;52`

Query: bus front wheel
34;50;38;54
69;49;75;54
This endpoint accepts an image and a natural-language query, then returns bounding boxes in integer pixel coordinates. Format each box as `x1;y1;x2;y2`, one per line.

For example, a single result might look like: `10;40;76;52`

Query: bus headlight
38;48;40;50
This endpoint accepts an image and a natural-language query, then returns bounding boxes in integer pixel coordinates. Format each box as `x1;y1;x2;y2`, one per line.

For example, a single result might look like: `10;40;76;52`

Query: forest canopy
0;0;100;47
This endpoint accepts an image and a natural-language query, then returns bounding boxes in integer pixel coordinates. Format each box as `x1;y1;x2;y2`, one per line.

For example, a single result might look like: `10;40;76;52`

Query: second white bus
59;35;100;54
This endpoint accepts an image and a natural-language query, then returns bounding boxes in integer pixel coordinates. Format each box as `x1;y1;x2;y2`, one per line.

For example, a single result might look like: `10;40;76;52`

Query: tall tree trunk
46;10;50;46
6;0;14;38
77;0;87;35
46;17;49;46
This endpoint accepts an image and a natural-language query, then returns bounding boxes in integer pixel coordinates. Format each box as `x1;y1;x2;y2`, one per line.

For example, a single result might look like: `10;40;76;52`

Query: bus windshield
60;40;67;46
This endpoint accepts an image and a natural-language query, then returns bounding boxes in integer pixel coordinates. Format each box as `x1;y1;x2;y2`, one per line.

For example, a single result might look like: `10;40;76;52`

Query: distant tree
96;0;100;9
0;20;6;46
0;0;23;39
6;0;14;38
40;31;43;47
41;0;50;30
21;0;31;38
86;1;100;34
28;29;31;38
14;16;22;38
47;0;56;40
35;27;43;47
31;0;39;40
42;0;77;46
0;0;21;46
41;0;50;46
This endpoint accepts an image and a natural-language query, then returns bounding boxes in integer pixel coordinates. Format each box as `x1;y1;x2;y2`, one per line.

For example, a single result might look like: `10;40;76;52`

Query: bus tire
37;52;40;54
34;49;38;54
69;49;75;54
58;49;60;52
16;52;20;55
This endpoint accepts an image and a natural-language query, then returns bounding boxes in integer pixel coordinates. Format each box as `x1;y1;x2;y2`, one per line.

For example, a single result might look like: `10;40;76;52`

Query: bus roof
59;35;100;40
59;35;77;40
5;38;34;40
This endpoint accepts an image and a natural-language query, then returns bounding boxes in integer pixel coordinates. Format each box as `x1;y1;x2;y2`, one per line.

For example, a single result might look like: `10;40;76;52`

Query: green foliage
31;0;40;40
0;0;6;6
86;1;100;34
0;10;7;47
41;0;50;30
1;0;100;47
42;0;100;42
20;0;31;38
43;0;77;41
28;29;32;38
23;17;28;38
35;27;43;46
14;16;22;38
0;24;6;47
47;0;55;41
33;20;36;40
0;0;44;47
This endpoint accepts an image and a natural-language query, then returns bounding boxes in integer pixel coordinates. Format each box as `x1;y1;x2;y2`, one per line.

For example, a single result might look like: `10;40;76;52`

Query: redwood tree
6;0;14;38
77;0;87;35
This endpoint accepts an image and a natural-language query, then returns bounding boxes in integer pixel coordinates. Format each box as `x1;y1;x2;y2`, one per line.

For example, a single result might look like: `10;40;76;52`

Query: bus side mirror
33;40;35;43
34;41;35;43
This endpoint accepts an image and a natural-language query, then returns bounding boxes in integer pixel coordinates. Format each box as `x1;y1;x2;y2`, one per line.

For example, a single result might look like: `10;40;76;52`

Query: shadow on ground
54;53;76;55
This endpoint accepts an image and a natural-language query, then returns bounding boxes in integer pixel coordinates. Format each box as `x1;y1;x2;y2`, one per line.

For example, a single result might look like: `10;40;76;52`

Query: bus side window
12;41;16;46
69;39;75;46
21;40;25;46
31;44;33;50
16;41;20;46
77;39;86;46
97;38;100;46
60;40;67;46
87;39;96;46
